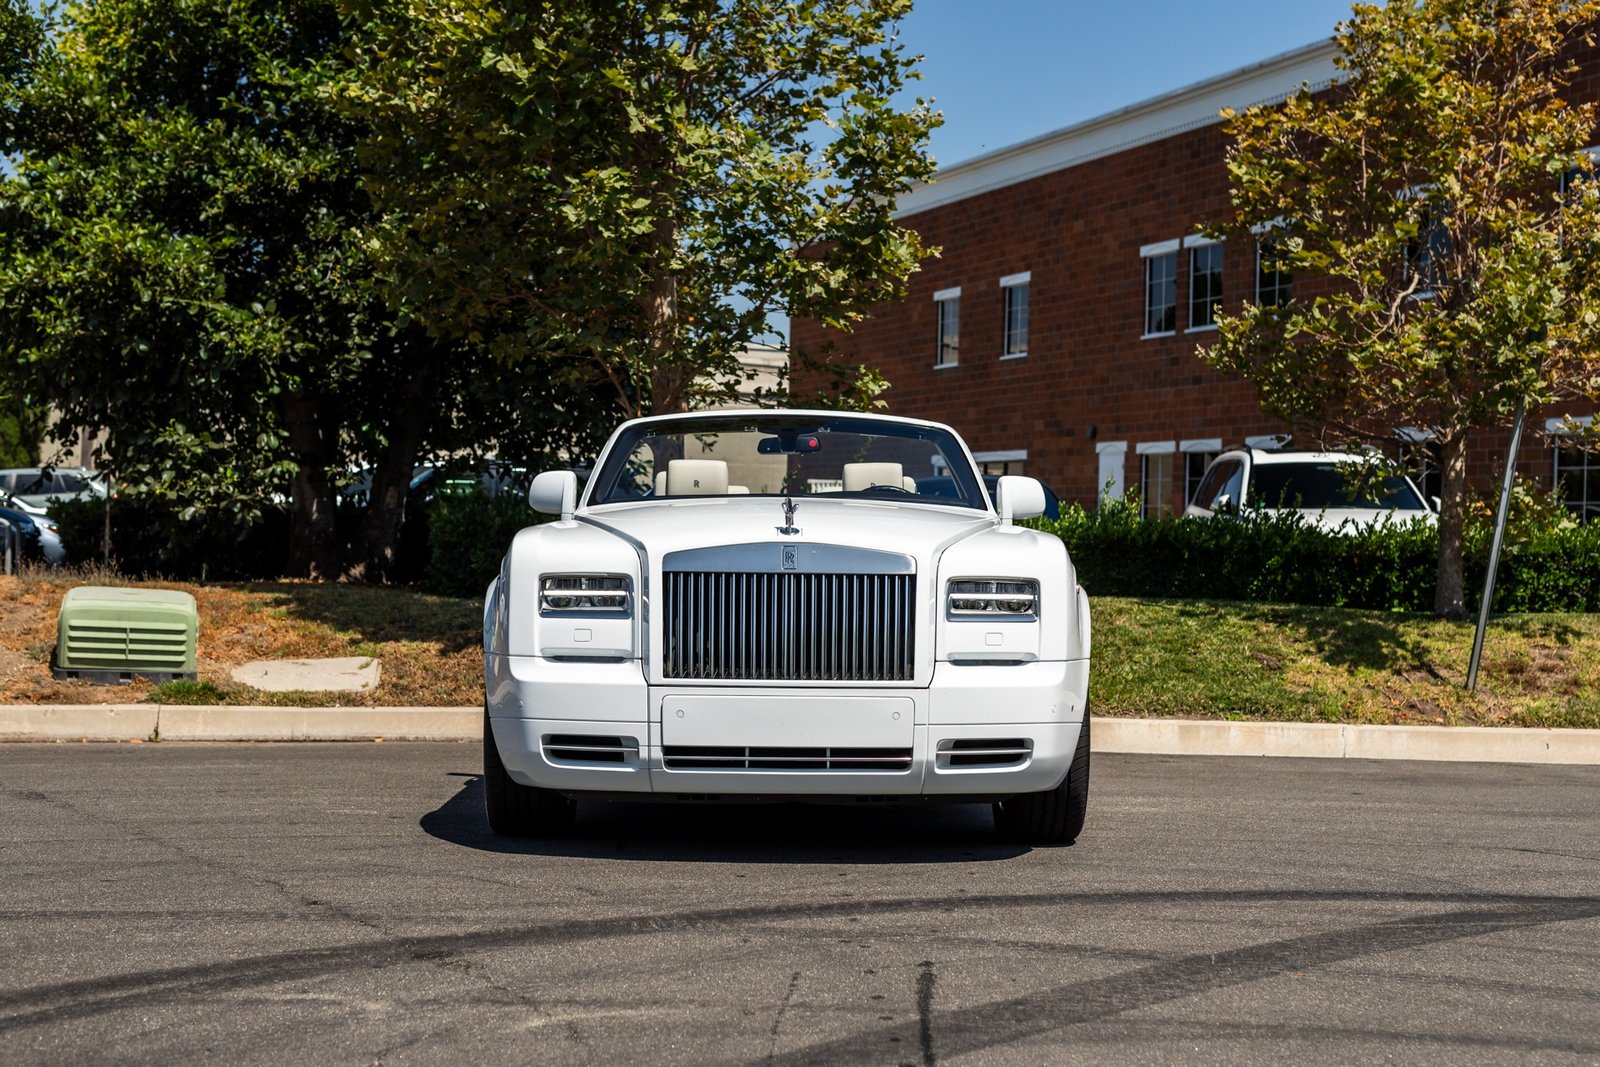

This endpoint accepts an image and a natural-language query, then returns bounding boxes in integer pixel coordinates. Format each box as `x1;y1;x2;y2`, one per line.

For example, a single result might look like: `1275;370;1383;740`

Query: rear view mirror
757;433;822;455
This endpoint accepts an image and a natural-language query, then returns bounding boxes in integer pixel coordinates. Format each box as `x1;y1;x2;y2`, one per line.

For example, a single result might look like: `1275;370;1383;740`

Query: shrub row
1037;502;1600;613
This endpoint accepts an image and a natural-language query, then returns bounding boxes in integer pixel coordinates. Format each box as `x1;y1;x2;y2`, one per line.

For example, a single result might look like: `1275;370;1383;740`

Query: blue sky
895;0;1358;169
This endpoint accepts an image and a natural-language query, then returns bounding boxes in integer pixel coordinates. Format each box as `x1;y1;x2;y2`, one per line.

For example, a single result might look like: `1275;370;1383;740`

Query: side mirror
1213;493;1235;515
995;475;1047;524
529;470;578;520
1431;495;1442;513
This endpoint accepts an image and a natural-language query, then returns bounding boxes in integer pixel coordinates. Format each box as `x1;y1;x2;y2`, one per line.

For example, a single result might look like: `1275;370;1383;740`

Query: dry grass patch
0;568;482;706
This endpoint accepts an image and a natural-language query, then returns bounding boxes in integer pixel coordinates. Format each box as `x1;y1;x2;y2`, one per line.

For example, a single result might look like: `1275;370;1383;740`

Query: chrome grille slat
663;571;914;682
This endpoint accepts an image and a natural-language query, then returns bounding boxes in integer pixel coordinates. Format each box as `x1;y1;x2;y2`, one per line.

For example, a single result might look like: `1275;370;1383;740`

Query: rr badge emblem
782;546;797;570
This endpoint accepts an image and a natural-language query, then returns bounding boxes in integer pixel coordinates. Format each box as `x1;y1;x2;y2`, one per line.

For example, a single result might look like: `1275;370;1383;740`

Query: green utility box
52;586;199;683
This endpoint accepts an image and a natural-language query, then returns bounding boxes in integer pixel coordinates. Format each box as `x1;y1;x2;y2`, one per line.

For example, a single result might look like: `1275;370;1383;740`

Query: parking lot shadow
420;774;1031;863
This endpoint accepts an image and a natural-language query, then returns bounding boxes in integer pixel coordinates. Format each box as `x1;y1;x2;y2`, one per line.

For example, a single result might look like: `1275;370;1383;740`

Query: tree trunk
350;338;444;582
643;214;683;415
1433;431;1469;619
282;392;340;580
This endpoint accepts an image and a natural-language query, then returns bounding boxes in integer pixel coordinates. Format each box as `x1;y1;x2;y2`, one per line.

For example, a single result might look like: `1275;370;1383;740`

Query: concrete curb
2;706;1600;764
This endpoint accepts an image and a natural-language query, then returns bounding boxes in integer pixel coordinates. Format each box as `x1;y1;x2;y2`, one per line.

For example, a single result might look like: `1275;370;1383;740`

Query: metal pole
1467;396;1526;691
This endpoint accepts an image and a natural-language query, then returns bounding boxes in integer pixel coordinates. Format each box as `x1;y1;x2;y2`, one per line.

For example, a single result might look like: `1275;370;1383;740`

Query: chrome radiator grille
662;572;915;681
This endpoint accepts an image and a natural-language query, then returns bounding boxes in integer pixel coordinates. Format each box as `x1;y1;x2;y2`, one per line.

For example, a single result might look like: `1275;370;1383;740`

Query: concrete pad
155;705;479;742
230;657;380;693
0;704;158;742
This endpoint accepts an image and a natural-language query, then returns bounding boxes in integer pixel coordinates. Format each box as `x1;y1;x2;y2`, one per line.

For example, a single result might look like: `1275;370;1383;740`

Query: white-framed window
1136;441;1176;517
1000;272;1030;358
973;449;1028;476
1547;416;1600;521
1141;240;1179;337
1404;202;1450;297
1560;147;1599;197
1188;238;1223;330
934;287;960;367
1180;438;1222;506
1255;238;1292;307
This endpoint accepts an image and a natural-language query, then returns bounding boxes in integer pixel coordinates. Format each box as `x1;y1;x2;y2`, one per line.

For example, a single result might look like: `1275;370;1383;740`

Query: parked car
482;410;1093;843
1185;448;1436;531
0;467;107;513
917;473;1062;521
0;491;65;565
341;459;527;507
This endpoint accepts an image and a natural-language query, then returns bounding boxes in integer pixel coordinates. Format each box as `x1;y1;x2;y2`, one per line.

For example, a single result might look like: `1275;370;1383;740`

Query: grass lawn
3;569;1598;727
1094;598;1600;729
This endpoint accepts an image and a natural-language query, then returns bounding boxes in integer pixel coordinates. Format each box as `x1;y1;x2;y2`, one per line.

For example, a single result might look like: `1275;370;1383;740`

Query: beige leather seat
665;459;729;496
842;462;905;492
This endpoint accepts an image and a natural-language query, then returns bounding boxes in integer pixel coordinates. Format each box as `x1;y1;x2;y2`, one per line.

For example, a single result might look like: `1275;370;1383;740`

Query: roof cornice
896;39;1340;218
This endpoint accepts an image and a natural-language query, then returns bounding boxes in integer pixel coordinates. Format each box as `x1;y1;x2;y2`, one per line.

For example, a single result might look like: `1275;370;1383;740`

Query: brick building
791;40;1600;517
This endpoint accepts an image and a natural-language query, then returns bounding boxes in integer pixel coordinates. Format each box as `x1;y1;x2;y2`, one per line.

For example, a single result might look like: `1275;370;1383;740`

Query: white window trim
1095;441;1128;456
932;286;961;302
1000;273;1029;359
973;450;1028;463
1395;426;1436;443
1142;241;1179;339
1188;238;1224;330
1249;216;1288;236
1135;441;1176;456
1180;438;1222;453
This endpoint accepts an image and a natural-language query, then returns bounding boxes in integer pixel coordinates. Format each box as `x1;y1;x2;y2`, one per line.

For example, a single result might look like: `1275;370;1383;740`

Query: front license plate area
660;695;914;749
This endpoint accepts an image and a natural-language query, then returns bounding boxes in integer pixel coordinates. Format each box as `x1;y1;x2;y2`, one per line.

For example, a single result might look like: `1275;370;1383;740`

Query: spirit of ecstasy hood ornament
778;495;800;536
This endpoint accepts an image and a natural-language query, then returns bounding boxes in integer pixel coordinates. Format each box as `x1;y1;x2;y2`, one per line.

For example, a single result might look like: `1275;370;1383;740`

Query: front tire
483;710;576;836
994;713;1090;845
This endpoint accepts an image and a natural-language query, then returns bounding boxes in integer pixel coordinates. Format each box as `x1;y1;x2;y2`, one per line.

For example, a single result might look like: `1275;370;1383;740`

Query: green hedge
422;491;546;597
51;496;289;579
1037;502;1600;613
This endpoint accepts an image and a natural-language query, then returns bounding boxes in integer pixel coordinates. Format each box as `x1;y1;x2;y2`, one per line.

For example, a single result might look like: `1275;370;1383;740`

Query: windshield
587;415;987;509
1250;461;1426;511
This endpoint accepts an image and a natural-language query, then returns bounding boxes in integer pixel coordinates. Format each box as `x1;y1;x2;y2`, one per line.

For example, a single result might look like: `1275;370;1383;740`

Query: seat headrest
842;462;904;492
665;459;729;496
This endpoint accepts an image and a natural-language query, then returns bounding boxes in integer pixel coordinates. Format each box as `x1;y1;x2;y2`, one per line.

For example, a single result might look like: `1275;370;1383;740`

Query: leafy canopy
339;0;940;416
1204;0;1600;615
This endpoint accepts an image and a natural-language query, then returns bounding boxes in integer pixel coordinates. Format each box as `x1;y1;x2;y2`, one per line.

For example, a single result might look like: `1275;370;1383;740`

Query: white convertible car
482;410;1092;843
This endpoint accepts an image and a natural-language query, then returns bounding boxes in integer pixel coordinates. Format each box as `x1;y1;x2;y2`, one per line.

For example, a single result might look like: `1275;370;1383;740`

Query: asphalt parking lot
1;744;1597;1065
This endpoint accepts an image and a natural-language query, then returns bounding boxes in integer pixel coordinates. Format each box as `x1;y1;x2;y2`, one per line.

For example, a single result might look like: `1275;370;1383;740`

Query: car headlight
539;574;630;614
947;579;1038;617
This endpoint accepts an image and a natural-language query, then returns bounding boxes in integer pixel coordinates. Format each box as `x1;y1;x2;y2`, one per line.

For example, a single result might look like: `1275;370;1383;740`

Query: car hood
579;497;994;565
1283;507;1437;532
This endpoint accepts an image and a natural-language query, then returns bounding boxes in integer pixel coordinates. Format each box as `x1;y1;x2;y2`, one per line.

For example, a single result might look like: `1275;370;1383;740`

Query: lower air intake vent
663;746;912;772
937;738;1032;769
543;735;634;764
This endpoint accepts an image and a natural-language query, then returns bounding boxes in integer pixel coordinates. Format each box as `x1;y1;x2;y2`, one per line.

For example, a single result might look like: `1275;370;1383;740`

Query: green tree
0;0;611;579
338;0;939;417
1205;0;1600;618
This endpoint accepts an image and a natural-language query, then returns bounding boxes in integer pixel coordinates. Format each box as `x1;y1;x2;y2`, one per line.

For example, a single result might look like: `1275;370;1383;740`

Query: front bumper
485;654;1088;799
